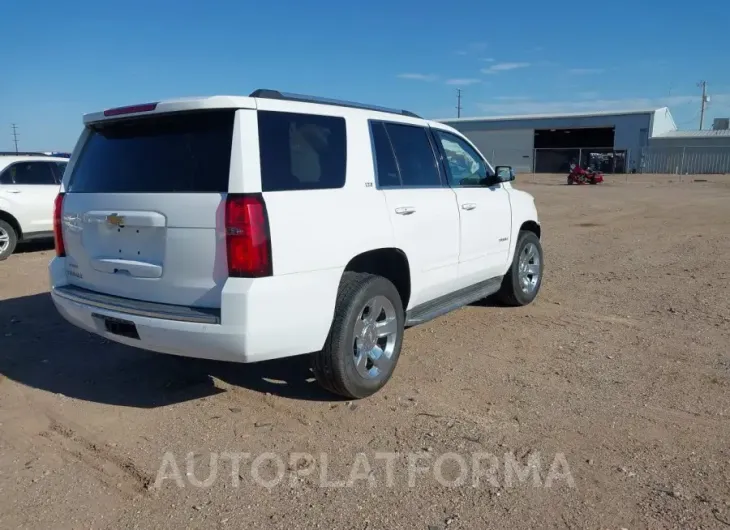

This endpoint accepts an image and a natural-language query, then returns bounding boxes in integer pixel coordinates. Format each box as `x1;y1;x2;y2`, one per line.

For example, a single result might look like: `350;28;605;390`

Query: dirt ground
1;173;729;530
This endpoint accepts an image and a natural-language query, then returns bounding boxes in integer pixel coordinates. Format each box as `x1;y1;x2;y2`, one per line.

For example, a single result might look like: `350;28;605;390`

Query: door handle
461;203;477;210
3;189;21;194
395;206;416;215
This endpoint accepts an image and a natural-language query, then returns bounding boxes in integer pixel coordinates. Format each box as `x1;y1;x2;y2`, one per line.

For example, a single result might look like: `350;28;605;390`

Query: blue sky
2;0;729;151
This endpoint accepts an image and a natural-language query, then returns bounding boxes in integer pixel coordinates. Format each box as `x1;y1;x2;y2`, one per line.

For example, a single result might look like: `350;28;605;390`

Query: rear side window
381;123;441;188
67;111;235;193
370;122;401;187
258;111;346;192
1;161;57;185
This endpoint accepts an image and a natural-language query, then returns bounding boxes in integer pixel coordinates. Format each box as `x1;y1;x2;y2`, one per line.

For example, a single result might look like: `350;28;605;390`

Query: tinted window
369;121;400;187
258;111;346;192
383;123;441;187
0;165;11;185
52;161;67;183
433;130;491;187
67;111;234;193
2;162;57;185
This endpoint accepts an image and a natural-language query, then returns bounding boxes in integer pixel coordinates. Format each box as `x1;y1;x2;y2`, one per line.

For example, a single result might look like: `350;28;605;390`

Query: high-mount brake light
53;192;66;257
103;102;158;117
225;194;272;278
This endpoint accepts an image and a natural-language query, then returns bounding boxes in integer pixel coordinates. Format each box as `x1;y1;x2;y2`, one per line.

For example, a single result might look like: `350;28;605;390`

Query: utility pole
11;124;19;154
698;81;708;130
456;89;462;118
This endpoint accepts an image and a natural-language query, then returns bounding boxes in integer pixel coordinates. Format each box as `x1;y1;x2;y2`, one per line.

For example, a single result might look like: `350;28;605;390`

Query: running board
405;276;503;327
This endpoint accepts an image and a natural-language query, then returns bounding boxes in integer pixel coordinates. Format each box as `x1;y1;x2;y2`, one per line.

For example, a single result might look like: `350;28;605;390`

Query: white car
0;154;67;260
49;90;543;398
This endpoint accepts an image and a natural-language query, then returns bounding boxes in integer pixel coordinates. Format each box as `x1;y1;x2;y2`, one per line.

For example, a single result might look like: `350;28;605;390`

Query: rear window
67;110;234;193
258;110;347;192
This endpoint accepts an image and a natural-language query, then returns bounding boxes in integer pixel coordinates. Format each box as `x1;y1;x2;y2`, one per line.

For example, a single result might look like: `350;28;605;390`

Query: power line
677;110;701;127
697;81;708;130
10;124;19;154
456;89;462;118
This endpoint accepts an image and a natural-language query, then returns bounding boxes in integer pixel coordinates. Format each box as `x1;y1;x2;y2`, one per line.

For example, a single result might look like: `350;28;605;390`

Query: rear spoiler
83;96;256;125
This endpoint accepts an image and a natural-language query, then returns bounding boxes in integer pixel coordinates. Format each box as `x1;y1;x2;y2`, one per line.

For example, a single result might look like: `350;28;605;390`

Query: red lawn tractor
567;165;604;185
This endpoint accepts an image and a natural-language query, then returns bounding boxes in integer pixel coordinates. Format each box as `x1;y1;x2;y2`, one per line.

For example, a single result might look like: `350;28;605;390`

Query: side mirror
495;166;516;182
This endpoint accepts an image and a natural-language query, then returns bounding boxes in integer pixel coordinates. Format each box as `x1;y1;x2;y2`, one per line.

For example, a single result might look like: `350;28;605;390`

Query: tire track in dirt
37;415;154;497
1;383;155;497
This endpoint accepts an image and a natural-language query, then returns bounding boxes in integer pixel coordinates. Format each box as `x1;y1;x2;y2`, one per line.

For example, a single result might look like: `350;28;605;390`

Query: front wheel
497;231;544;306
312;272;404;399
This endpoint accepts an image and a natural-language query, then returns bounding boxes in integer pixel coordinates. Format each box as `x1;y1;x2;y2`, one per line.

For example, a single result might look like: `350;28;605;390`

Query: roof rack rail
0;151;48;156
249;89;422;119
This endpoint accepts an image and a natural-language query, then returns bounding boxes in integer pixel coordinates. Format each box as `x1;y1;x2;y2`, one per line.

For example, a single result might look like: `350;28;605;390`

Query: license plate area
93;313;140;340
82;211;167;267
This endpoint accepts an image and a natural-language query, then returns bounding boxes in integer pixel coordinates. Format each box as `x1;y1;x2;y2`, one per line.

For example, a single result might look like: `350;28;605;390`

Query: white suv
0;154;67;260
49;90;543;398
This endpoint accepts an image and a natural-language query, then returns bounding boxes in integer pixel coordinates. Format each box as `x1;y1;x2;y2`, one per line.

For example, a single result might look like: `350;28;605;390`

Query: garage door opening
534;127;615;172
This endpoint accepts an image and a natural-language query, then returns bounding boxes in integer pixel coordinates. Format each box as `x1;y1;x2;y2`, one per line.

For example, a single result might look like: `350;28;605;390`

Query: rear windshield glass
67;110;234;193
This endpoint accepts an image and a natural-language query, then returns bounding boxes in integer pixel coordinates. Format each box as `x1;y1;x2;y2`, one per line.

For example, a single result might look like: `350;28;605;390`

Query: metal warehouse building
439;108;677;174
643;128;730;174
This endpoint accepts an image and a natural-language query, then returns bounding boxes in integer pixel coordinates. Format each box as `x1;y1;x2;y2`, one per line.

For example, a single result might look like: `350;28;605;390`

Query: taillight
53;192;66;257
225;194;272;277
103;102;158;117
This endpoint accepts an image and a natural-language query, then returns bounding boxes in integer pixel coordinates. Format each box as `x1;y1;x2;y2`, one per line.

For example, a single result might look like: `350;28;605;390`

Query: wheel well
345;248;411;309
0;210;21;240
520;220;541;239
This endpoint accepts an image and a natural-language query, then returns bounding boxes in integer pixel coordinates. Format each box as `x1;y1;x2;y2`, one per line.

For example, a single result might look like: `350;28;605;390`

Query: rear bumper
53;284;221;324
51;287;250;362
48;257;342;363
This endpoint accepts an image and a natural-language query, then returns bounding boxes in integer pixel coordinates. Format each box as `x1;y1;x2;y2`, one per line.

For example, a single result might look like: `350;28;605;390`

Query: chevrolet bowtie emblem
106;213;125;227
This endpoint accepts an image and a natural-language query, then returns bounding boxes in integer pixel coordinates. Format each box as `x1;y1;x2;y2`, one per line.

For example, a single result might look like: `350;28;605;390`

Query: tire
567;177;574;185
497;231;544;306
312;272;405;399
0;220;18;261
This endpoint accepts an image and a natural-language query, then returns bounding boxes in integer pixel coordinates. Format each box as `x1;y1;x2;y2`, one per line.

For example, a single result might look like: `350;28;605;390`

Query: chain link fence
486;148;630;174
532;148;628;173
640;146;730;174
485;145;730;175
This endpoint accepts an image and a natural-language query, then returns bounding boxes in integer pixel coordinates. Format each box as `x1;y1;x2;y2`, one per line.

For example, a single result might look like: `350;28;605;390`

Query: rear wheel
312;272;404;399
0;220;18;261
497;231;543;306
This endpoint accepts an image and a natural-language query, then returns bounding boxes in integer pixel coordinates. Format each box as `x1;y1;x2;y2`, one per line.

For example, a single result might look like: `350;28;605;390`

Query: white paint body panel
49;94;541;364
502;183;540;266
61;192;227;307
380;187;460;308
262;114;394;277
0;156;65;237
2;184;57;232
452;185;512;286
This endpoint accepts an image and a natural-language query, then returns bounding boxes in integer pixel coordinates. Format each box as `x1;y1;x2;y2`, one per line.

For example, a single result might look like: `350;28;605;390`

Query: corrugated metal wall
440;112;654;173
447;128;534;172
641;145;730;174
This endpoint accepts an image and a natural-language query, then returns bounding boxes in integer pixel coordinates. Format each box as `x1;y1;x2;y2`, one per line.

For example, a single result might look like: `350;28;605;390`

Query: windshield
67;110;234;193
